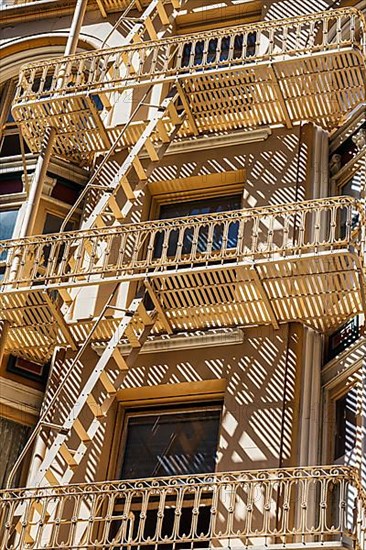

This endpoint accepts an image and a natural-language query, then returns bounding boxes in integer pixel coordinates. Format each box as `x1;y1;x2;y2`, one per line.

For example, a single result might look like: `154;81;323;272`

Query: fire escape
0;4;366;549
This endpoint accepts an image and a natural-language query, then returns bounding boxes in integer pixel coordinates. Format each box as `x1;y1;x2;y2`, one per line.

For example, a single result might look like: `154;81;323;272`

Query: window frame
107;379;226;483
117;402;222;481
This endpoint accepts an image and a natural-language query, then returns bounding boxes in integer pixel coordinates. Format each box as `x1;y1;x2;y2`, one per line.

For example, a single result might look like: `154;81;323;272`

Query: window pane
42;213;73;234
155;195;241;259
0;210;18;241
120;408;220;479
0;417;31;488
334;388;357;460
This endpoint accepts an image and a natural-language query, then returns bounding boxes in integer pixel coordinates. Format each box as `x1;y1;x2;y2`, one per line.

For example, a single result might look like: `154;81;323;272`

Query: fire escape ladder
62;88;184;232
25;293;155;491
4;287;155;509
100;0;180;46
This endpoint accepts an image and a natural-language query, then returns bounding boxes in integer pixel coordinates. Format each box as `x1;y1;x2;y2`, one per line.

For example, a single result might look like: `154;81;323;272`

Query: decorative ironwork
0;465;365;549
11;8;366;161
0;196;363;292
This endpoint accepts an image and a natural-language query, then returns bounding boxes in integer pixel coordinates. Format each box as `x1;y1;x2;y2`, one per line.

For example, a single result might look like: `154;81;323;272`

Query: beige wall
43;322;303;485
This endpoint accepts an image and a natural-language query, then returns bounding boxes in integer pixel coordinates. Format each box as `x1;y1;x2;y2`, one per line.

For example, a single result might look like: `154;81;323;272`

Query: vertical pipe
19;0;89;239
18;127;56;237
64;0;89;57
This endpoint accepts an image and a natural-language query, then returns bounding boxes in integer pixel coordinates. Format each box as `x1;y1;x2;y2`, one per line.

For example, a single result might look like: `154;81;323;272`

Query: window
334;388;357;461
181;32;257;68
0;209;18;262
120;405;221;480
0;209;18;241
154;194;241;259
326;317;359;362
0;417;31;489
42;213;74;235
110;404;221;546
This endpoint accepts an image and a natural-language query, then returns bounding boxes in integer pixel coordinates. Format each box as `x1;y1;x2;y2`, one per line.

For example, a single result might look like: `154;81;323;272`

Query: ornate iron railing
0;196;364;293
12;8;366;105
0;466;365;549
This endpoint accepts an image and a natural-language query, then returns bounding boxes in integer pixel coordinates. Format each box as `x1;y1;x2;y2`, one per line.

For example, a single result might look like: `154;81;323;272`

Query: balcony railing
0;196;364;293
11;7;366;160
0;466;365;549
13;8;365;103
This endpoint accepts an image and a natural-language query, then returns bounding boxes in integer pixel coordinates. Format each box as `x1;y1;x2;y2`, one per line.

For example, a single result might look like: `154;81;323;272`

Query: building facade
0;0;365;548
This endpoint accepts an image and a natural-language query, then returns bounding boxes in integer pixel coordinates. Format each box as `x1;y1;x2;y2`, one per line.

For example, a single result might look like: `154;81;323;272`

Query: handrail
12;8;366;104
0;465;365;549
15;7;366;70
0;196;363;291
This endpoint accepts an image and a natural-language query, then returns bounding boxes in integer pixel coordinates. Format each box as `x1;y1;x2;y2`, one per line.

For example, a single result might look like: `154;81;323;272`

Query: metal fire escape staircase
5;0;186;497
2;8;366;509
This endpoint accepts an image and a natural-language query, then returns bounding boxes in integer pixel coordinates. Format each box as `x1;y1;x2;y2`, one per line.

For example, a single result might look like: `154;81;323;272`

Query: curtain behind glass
0;417;31;488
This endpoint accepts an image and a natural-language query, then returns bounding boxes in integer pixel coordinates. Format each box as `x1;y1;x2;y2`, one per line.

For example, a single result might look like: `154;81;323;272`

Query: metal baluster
38;65;49;94
173;225;185;266
267;215;274;258
329;206;337;246
145;229;157;266
160;227;171;264
297;211;306;252
75;58;85;87
336;16;342;48
282;213;290;255
323;17;329;48
189;224;201;262
242;31;248;59
251;216;260;255
87;237;99;282
205;222;215;260
267;28;274;58
221;221;230;259
155;489;167;544
282;25;288;54
101;234;113;276
228;34;235;63
87;55;97;85
71;237;86;279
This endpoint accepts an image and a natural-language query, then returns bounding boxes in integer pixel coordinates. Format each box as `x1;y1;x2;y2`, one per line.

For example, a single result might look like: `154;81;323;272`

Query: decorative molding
140;128;272;160
0;376;43;418
93;327;245;356
322;336;366;389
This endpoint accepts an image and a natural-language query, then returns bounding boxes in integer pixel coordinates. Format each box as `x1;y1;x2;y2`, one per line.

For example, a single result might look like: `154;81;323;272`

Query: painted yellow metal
11;8;366;163
0;196;364;362
0;465;365;549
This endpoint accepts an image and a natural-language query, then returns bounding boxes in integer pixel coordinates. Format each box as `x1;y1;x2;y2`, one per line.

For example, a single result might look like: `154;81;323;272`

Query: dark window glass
50;176;83;206
326;317;359;362
0;417;31;488
334;388;357;460
0;209;18;241
42;213;74;235
0;134;21;157
0;176;23;194
120;407;221;480
154;194;241;259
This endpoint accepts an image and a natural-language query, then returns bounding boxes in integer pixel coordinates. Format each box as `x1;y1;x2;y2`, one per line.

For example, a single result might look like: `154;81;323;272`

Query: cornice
92;327;245;356
0;375;43;417
322;336;366;388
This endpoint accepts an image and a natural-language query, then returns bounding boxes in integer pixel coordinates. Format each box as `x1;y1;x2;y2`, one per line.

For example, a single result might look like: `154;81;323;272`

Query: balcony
11;8;366;163
2;0;157;11
0;196;364;362
0;465;365;549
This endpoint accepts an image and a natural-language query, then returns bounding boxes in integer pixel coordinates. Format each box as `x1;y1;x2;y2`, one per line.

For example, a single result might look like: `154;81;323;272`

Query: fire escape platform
0;197;364;362
11;8;366;163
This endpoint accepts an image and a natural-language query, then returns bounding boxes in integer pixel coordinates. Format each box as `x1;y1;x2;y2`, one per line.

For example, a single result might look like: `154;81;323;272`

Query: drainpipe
18;0;89;238
18;127;56;237
19;1;89;487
